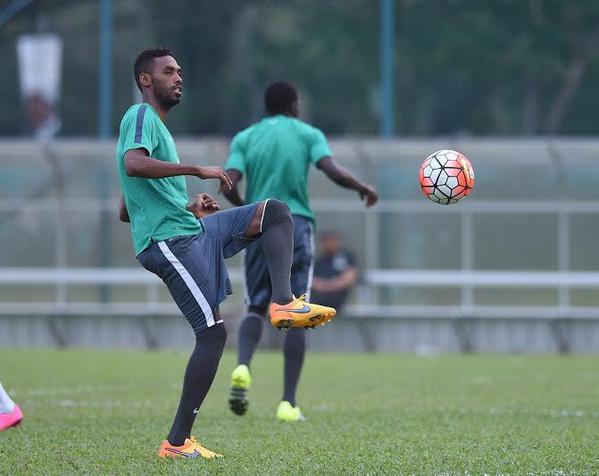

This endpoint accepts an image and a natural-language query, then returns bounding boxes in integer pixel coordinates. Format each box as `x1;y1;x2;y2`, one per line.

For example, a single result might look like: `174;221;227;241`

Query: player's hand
188;193;221;218
201;193;221;212
194;166;233;193
359;184;378;207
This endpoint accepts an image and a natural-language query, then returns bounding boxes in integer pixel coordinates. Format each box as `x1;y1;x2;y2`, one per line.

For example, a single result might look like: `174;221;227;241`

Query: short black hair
264;81;298;115
134;47;173;92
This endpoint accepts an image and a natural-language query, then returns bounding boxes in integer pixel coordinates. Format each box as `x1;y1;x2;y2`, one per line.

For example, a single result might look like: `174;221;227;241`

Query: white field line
310;404;599;419
12;383;140;397
455;407;599;419
22;399;157;408
11;382;183;398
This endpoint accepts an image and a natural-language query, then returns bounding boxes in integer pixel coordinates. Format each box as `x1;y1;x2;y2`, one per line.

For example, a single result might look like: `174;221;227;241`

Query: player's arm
222;169;246;207
312;267;358;293
317;156;378;207
118;195;130;223
223;133;247;207
124;148;232;192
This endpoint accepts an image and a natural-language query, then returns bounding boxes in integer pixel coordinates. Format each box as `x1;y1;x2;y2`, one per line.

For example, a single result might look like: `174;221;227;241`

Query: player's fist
359;184;378;207
188;193;221;218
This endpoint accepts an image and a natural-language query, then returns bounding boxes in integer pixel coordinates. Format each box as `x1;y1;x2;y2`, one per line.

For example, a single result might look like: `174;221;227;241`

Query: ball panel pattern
418;150;474;205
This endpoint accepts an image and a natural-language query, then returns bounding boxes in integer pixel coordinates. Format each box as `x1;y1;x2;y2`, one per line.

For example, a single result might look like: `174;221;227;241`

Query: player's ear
139;72;152;89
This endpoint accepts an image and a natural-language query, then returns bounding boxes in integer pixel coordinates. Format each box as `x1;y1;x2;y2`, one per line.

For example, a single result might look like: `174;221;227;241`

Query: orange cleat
269;295;336;329
158;436;222;459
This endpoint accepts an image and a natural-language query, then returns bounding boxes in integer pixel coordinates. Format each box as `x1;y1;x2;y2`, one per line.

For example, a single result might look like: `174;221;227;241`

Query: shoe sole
271;310;336;330
229;372;249;416
0;418;22;432
158;448;221;459
229;386;248;416
159;449;201;459
277;414;306;422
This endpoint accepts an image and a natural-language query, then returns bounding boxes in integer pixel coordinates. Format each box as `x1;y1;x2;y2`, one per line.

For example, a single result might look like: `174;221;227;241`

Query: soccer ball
419;150;474;205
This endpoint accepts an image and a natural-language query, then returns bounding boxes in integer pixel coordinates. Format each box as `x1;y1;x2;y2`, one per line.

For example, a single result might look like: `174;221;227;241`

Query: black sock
260;200;294;305
282;328;306;407
237;312;263;366
167;323;227;446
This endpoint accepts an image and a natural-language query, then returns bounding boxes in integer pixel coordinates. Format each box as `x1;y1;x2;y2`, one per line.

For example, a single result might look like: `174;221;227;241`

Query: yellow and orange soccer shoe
269;295;336;329
158;436;222;459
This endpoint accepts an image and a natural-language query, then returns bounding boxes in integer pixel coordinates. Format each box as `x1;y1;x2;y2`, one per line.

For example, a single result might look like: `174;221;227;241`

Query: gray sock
282;328;306;407
237;312;263;366
259;200;294;305
167;323;227;446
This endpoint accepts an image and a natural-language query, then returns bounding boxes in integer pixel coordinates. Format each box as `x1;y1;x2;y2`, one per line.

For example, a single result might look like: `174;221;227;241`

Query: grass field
1;349;598;475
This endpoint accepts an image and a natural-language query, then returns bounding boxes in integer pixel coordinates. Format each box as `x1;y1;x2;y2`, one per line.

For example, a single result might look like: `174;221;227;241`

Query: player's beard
154;81;181;110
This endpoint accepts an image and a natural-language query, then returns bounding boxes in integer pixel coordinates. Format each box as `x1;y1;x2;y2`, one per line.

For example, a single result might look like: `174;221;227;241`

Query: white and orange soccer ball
419;150;474;205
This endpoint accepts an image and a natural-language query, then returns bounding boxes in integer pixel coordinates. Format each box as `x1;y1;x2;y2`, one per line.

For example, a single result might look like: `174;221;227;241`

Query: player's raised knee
264;199;291;224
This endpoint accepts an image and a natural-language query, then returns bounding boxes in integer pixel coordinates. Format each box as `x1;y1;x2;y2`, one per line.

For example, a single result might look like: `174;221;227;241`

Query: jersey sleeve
225;133;246;174
121;105;159;157
309;128;332;165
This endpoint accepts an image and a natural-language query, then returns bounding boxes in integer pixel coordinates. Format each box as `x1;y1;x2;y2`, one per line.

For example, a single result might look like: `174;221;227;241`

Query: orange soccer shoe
158;436;222;459
269;295;336;329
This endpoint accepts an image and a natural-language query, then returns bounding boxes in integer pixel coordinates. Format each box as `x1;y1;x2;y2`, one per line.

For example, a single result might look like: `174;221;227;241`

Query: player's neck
267;112;296;118
142;96;169;122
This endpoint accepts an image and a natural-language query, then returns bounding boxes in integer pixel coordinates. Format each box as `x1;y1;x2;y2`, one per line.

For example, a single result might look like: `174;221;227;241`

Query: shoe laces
297;294;306;302
188;436;219;457
189;436;212;451
185;436;202;450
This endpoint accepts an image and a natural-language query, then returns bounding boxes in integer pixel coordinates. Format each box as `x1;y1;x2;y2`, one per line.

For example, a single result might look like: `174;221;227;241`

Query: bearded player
117;49;335;459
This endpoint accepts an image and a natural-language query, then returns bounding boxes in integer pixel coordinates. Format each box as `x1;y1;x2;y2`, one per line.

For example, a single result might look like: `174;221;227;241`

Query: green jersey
225;115;332;221
116;103;201;256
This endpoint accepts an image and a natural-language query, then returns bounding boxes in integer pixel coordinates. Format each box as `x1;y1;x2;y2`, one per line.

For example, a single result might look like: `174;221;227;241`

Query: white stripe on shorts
242;249;250;307
158;241;215;327
259;199;270;233
306;222;315;301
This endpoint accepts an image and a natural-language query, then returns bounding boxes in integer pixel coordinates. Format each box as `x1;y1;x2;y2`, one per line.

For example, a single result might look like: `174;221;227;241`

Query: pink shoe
0;405;23;431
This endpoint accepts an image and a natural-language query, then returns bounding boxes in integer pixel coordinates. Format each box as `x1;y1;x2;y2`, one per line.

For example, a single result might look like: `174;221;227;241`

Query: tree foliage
2;0;599;136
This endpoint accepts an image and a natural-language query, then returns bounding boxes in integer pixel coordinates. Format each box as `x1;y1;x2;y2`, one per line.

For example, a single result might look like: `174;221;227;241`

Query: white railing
2;267;599;319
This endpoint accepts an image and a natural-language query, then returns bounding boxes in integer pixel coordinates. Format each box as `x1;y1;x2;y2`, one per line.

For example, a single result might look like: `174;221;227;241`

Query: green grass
1;349;598;475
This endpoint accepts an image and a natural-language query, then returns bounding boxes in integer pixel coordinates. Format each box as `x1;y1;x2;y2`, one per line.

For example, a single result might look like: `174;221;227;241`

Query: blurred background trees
2;0;599;137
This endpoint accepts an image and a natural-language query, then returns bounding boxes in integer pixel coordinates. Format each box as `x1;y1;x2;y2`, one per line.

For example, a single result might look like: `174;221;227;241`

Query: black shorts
137;203;260;332
244;214;314;313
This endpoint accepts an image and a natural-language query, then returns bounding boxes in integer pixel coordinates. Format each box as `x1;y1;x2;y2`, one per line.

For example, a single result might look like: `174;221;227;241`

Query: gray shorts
244;214;314;313
137;203;260;332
